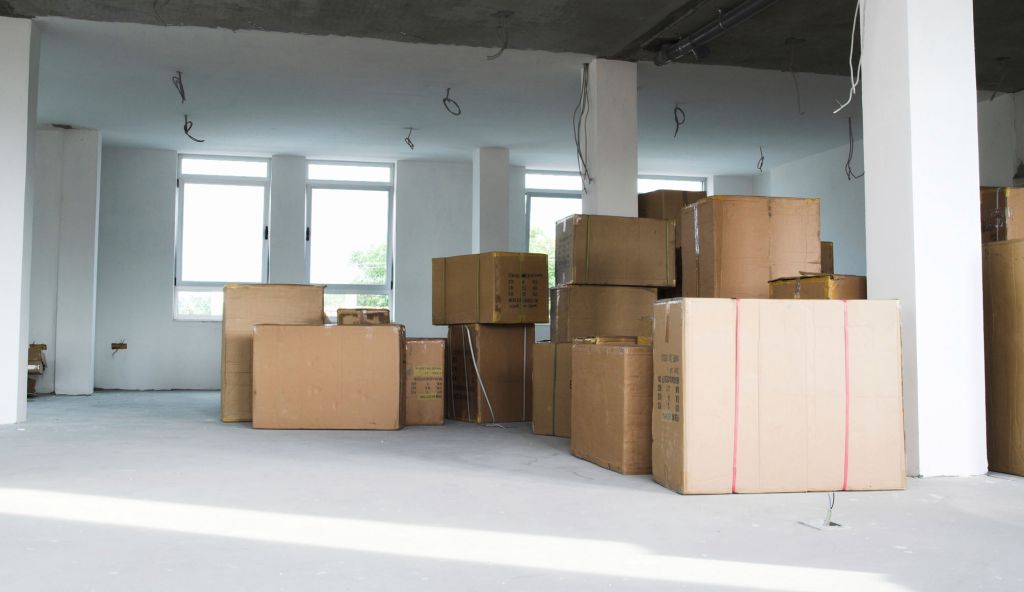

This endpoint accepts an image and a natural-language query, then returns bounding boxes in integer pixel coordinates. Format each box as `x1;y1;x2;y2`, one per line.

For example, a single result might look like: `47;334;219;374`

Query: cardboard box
821;241;834;274
555;215;676;287
431;252;548;325
550;285;657;343
532;342;572;437
405;338;446;426
652;298;905;494
681;196;821;298
447;324;534;424
251;324;404;430
221;284;326;422
769;274;867;300
983;239;1024;476
639;190;707;246
338;308;390;326
571;343;653;475
980;187;1024;243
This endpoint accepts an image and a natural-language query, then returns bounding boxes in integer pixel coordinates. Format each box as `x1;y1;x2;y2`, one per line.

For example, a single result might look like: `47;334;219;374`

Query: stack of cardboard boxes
220;284;445;430
981;186;1024;477
431;252;548;424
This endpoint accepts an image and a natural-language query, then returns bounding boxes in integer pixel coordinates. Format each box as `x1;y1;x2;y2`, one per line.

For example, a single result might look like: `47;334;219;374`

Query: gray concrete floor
0;391;1021;592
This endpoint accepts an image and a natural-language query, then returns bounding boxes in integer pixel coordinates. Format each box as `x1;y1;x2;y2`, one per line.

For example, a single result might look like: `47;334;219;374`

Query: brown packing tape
665;219;671;286
551;341;559;433
584;216;591;283
441;259;447;322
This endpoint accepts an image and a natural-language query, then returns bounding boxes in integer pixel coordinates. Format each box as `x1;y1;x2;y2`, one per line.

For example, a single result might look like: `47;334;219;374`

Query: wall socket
111;342;128;350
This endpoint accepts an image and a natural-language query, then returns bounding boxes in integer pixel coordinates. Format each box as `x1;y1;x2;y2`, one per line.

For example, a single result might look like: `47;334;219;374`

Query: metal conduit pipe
654;0;780;66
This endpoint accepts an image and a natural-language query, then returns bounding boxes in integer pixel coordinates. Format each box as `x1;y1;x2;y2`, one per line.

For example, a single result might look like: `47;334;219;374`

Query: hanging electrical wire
845;117;863;180
486;12;512;61
834;0;862;114
572;63;594;191
990;57;1010;101
404;127;416;150
673;105;686;138
442;88;462;116
183;115;204;143
757;145;765;172
787;39;805;116
172;70;186;103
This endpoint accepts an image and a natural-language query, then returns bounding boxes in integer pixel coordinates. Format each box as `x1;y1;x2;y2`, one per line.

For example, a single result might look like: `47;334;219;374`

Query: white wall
708;175;757;195
393;160;473;339
29;131;62;393
757;142;867;275
94;147;221;390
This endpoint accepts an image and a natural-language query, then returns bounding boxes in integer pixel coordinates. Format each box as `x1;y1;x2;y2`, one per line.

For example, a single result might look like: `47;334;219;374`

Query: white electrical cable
463;326;503;428
833;0;863;115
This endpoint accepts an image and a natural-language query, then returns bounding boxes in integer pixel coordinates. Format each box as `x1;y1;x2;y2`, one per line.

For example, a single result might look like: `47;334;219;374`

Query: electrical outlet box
111;342;128;350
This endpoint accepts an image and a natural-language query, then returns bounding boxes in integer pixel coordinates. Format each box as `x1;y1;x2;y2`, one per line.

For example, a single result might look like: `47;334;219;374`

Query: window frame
173;154;271;322
304;161;395;316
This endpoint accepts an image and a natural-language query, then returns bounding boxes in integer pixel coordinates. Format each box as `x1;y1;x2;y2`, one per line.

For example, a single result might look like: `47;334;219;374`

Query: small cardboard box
532;342;572;437
338;308;390;326
821;241;835;274
652;298;905;494
980;187;1024;243
432;252;548;325
550;285;657;343
681;196;821;298
221;284;326;422
555;215;676;287
639;190;707;247
983;239;1024;476
571;343;654;475
447;324;534;424
405;338;446;426
252;324;404;430
769;274;867;300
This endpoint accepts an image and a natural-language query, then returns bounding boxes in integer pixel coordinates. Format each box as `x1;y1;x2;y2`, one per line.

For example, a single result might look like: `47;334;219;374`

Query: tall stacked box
638;189;707;298
405;339;446;426
652;298;906;494
550;285;657;343
251;324;404;430
532;342;572;437
447;324;534;424
221;284;325;422
982;239;1024;476
432;252;548;324
555;215;676;287
680;196;821;298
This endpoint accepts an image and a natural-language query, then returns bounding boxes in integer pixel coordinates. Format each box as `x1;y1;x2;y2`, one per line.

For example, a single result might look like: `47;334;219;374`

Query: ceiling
5;0;1024;91
34;17;862;175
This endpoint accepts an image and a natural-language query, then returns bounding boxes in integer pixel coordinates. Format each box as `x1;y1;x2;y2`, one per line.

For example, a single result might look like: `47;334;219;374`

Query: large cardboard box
221;284;325;422
980;187;1024;243
571;343;653;475
405;338;446;426
555;215;676;287
983;239;1024;476
447;324;534;424
680;196;821;298
652;298;905;494
550;285;657;343
639;190;707;246
338;308;390;326
769;274;867;300
432;252;548;325
532;342;572;437
821;241;834;274
251;324;404;430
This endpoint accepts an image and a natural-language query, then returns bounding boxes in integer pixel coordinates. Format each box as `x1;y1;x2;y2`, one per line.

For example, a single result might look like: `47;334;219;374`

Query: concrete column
0;17;39;423
268;155;308;283
581;59;638;217
53;129;102;395
472;147;510;252
508;165;527;252
862;0;987;476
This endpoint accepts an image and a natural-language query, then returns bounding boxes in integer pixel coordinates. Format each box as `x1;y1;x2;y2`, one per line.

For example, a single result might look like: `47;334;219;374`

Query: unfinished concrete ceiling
4;0;1023;91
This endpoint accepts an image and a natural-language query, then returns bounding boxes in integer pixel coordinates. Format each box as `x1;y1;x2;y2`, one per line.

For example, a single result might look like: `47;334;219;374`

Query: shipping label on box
652;298;905;495
432;253;548;325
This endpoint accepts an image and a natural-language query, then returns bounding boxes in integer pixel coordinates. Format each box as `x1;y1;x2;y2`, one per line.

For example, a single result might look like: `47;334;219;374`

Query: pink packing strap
842;300;851;491
731;299;742;494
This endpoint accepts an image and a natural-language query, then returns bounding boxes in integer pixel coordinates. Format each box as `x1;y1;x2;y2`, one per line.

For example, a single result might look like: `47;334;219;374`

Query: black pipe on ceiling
654;0;780;66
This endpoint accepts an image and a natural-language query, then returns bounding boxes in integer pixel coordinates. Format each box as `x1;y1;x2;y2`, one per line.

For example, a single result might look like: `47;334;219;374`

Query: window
306;162;394;319
175;156;270;320
525;172;706;287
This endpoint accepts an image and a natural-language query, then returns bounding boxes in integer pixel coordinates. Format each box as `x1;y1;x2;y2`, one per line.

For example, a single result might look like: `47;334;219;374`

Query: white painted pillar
268;155;308;283
472;147;510;252
581;58;638;217
508;165;527;252
862;0;987;476
53;129;102;395
0;17;39;423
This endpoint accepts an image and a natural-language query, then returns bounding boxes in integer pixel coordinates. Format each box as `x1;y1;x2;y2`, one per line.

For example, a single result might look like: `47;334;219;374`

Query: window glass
180;158;268;178
308;163;391;183
179;183;265;283
529;196;583;288
323;293;391;320
637;177;705;193
308;188;390;286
